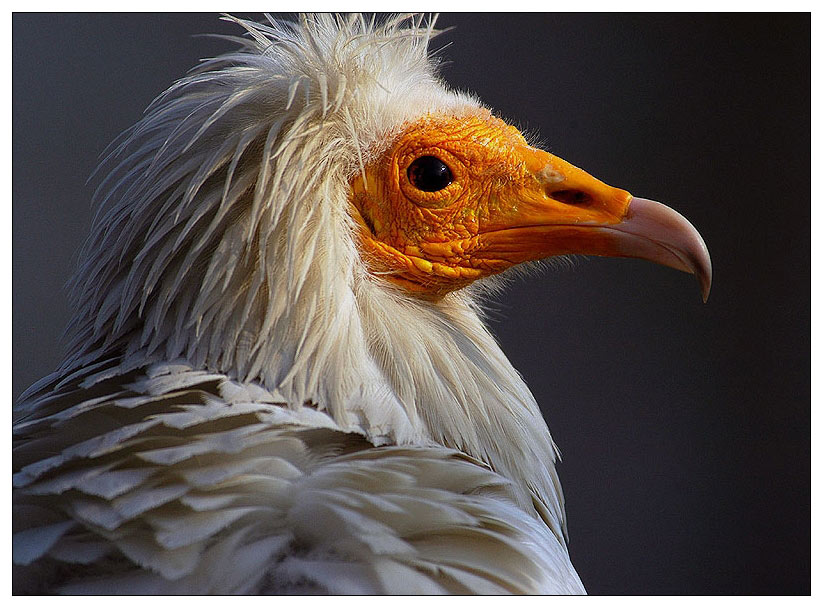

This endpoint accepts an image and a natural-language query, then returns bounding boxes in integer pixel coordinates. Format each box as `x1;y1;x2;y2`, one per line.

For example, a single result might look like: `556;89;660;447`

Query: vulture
12;14;711;595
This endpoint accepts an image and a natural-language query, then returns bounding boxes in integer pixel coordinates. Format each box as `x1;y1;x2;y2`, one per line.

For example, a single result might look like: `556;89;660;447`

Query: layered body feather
14;14;583;594
14;362;582;594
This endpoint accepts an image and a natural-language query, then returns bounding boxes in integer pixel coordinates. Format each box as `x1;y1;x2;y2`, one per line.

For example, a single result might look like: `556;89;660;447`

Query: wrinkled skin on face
350;110;711;300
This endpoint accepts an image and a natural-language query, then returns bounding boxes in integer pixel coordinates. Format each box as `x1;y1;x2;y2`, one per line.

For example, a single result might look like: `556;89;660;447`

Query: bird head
350;110;710;300
62;15;712;516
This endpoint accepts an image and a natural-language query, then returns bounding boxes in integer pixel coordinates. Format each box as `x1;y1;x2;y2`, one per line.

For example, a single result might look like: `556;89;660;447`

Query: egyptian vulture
13;14;711;595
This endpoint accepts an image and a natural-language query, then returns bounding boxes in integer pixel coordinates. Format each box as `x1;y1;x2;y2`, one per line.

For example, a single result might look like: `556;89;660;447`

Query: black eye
407;156;453;192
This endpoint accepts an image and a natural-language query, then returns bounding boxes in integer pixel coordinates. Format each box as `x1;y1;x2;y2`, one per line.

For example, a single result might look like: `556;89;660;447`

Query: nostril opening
552;189;592;205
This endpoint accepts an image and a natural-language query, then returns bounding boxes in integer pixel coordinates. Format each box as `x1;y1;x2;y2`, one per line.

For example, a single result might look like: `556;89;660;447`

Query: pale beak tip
619;197;712;304
692;234;712;303
700;271;712;303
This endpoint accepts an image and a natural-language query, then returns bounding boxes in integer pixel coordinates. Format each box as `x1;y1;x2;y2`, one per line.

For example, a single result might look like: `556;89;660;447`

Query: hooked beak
598;196;712;302
477;147;713;302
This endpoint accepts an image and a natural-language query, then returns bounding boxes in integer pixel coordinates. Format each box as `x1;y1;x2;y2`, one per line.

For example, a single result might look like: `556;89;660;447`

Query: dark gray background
13;13;809;595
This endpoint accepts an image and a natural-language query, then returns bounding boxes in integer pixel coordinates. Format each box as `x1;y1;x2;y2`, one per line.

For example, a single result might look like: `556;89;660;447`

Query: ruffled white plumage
15;361;582;594
14;14;583;594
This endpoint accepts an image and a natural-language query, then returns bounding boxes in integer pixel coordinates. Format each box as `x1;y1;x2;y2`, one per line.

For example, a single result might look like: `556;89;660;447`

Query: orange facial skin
350;109;712;301
350;110;633;296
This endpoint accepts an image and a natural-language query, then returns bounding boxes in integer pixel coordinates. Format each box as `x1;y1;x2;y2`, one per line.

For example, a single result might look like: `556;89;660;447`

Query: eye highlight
407;156;453;192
